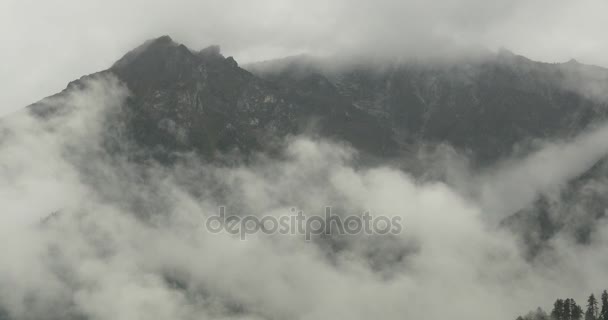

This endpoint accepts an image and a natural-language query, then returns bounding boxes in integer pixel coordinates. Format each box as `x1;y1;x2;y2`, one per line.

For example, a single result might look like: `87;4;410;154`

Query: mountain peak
110;37;235;73
153;35;174;44
565;58;581;65
112;35;181;69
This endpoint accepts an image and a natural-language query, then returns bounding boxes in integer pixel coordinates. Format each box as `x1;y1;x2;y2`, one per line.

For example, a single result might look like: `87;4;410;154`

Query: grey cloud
1;76;608;320
476;123;608;220
2;0;608;114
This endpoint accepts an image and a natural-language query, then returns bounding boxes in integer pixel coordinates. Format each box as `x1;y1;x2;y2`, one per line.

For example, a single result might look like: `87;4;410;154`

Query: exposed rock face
30;36;396;162
248;53;608;166
25;36;608;246
29;36;608;165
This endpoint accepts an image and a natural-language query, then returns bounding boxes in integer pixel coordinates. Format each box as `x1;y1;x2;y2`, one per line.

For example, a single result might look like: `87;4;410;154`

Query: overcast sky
1;0;606;115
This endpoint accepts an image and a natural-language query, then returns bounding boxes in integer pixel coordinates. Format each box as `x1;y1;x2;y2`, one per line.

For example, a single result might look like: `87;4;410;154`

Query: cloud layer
2;76;608;320
2;0;608;114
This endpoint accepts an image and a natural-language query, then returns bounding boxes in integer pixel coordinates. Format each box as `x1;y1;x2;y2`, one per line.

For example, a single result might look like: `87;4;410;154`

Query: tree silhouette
572;299;584;320
565;298;573;320
553;299;566;320
549;298;583;320
600;291;608;320
586;294;599;320
517;291;607;320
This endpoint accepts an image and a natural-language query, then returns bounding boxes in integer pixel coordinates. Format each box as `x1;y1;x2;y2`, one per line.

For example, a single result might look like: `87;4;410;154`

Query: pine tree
564;298;583;320
586;294;599;320
565;298;573;320
553;299;565;320
600;291;608;320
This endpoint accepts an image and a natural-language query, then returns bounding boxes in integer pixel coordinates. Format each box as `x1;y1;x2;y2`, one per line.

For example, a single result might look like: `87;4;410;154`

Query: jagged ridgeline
29;35;396;163
28;36;608;166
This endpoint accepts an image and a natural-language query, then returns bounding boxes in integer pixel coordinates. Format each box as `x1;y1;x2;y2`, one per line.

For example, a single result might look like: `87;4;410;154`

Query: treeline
516;290;608;320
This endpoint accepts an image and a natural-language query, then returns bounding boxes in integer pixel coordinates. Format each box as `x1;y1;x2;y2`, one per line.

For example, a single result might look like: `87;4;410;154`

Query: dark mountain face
25;36;608;248
247;52;608;166
29;36;608;166
245;51;608;251
110;36;296;159
30;36;396;163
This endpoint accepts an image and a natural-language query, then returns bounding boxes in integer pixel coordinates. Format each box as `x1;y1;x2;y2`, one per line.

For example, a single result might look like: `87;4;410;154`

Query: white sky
1;0;607;115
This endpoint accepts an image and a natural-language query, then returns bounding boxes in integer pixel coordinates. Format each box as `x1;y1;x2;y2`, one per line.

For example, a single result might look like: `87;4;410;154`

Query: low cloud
1;76;608;320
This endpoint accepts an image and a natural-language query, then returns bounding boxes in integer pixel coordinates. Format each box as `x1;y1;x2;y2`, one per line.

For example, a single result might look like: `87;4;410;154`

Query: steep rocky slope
29;36;396;163
248;51;608;166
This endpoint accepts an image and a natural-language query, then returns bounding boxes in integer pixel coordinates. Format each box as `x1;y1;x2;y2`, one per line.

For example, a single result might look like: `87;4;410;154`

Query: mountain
25;35;608;248
7;35;608;320
247;50;608;166
504;155;608;256
29;36;396;163
30;36;608;166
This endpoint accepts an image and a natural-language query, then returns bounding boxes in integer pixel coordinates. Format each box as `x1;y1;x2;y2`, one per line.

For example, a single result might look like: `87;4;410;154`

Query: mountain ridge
6;34;608;320
25;36;608;168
